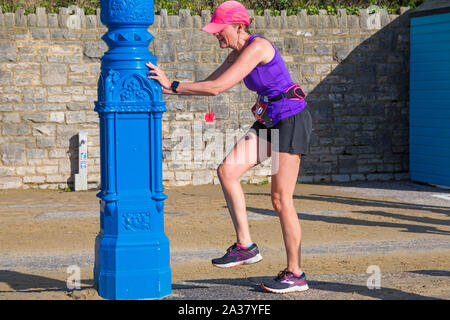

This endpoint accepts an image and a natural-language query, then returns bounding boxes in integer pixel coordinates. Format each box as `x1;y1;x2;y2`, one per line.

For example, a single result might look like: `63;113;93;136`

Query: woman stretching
147;1;312;294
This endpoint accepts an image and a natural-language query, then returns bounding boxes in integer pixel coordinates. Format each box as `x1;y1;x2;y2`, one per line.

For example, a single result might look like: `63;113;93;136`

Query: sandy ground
0;181;449;300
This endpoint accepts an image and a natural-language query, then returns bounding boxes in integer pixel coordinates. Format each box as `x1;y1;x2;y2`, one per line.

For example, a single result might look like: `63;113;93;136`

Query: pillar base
94;233;171;300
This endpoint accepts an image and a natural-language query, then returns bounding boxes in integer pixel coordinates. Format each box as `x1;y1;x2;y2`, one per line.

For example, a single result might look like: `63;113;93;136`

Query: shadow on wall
67;134;80;189
296;13;410;182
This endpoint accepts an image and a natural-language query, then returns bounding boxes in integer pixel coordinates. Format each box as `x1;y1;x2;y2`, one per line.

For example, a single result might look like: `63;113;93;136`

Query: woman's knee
217;163;238;182
271;193;294;213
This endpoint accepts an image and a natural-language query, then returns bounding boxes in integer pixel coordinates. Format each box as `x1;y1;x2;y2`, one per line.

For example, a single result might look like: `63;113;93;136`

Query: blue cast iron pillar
93;0;171;300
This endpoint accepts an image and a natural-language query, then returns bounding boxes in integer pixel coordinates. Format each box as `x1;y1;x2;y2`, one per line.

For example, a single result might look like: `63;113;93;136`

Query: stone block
0;41;16;62
318;10;328;28
13;104;34;112
0;144;26;165
86;15;97;28
367;173;394;181
42;64;67;85
210;95;229;120
48;95;71;103
192;170;213;186
35;165;57;173
56;125;78;147
50;29;78;40
314;45;332;56
163;171;174;181
284;37;302;55
0;177;22;189
280;10;288;28
332;174;350;182
200;10;211;27
46;174;66;183
347;15;359;28
23;87;46;103
254;16;264;29
175;171;191;181
333;45;351;62
15;9;27;26
48;14;58;27
66;111;86;123
27;14;37;26
68;67;96;79
287;15;298;28
2;124;30;136
83;41;107;59
313;175;331;183
22;113;49;123
49;149;67;158
32;124;55;136
36;7;48;27
380;9;389;27
37;137;55;148
179;9;192;28
188;101;208;112
66;15;81;30
360;9;381;30
0;70;11;84
31;28;50;40
298;10;307;28
15;166;35;175
178;52;200;62
4;13;15;26
3;113;20;123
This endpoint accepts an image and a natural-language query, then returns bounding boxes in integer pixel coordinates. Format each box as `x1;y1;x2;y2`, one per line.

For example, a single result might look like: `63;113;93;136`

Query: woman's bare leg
270;151;303;274
217;131;271;246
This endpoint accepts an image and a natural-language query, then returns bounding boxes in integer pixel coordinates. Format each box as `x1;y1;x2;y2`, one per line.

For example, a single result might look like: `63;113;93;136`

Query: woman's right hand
146;61;172;91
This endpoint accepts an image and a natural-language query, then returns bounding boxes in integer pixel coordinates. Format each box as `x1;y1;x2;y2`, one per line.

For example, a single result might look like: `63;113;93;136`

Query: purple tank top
243;35;306;126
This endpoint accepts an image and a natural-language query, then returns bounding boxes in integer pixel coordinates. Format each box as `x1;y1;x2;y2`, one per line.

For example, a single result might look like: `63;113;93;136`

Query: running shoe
261;269;309;294
212;243;263;268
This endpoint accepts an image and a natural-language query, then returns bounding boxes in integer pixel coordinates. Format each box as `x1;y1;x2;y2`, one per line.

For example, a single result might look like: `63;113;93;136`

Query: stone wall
0;6;411;189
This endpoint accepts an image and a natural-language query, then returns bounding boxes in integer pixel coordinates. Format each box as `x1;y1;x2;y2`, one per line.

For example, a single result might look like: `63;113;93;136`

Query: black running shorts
249;108;312;155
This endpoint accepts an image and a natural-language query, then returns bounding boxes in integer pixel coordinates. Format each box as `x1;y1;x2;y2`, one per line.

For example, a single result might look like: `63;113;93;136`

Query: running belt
267;84;306;102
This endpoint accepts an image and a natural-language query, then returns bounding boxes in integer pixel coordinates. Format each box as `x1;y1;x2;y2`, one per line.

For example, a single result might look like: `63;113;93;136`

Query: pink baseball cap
201;1;250;34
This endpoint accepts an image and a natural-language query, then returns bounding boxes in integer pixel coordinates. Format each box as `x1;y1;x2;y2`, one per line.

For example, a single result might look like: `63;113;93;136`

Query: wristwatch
171;81;180;93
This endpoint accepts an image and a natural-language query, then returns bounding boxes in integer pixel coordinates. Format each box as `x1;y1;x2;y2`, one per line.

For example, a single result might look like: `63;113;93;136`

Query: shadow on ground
240;188;450;236
244;205;450;236
0;269;445;300
0;270;92;294
246;192;450;216
172;273;440;300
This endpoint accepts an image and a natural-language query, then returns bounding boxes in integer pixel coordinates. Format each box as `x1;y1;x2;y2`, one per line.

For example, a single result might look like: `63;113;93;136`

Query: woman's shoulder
247;36;276;64
248;36;273;48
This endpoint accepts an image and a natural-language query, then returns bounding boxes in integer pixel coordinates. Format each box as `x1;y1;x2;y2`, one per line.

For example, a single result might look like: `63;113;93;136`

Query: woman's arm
147;39;272;96
180;40;266;96
145;54;235;95
201;50;238;82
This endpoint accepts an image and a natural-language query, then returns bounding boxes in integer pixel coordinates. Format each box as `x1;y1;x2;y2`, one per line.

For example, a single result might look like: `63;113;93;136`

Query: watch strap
171;81;180;93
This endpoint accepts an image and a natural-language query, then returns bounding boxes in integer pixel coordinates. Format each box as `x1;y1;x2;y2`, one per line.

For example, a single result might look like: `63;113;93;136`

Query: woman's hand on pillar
146;62;172;92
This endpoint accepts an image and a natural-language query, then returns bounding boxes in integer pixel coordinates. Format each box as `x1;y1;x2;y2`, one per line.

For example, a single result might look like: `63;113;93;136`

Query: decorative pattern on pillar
93;0;171;300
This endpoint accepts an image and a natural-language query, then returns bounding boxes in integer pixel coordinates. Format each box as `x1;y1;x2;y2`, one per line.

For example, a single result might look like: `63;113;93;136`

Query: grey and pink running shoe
261;269;309;294
212;243;263;268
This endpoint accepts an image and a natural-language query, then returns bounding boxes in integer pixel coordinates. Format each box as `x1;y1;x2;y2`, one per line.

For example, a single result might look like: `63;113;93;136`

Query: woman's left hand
146;61;172;91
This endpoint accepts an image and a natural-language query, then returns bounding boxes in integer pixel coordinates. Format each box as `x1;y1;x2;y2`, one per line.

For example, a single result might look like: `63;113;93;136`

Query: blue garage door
410;12;450;187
